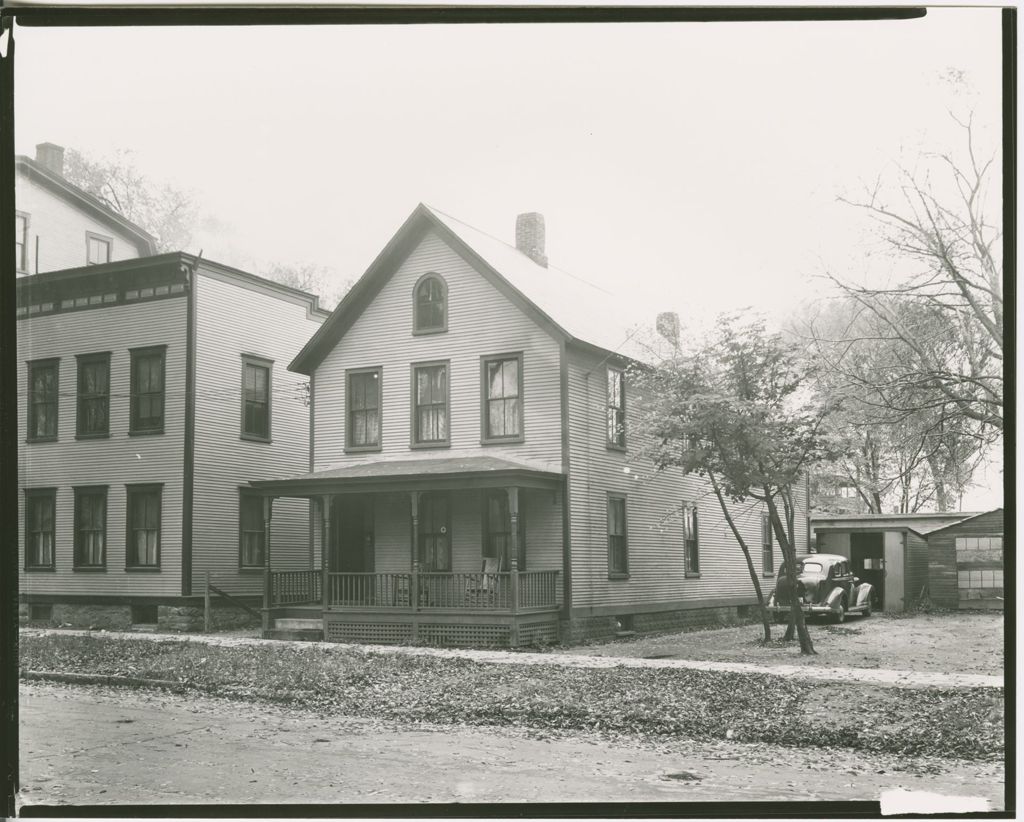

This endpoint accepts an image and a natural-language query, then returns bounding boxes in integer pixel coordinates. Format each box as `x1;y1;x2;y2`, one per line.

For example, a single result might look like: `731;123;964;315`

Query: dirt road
19;682;1004;808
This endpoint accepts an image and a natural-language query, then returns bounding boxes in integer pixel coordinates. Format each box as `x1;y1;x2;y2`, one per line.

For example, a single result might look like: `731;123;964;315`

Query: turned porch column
262;496;275;633
410;491;421;610
507;487;520;645
320;495;331;608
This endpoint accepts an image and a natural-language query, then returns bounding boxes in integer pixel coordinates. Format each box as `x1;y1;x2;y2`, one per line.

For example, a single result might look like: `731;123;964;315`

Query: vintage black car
767;553;874;623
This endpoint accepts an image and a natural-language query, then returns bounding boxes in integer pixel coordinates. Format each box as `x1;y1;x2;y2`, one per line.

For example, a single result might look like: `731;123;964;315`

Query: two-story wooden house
15;143;158;275
251;204;808;645
18;252;328;629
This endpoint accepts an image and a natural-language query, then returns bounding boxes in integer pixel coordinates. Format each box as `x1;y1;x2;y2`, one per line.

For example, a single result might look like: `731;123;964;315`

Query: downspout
180;253;201;597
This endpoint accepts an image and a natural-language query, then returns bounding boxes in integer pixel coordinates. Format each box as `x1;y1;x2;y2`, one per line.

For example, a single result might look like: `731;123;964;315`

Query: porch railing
323;570;560;611
269;569;323;606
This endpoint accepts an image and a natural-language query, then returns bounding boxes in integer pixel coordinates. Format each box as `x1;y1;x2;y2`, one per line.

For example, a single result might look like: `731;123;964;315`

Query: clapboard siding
191;268;324;594
16;172;146;275
928;509;1004;608
17;297;187;596
313;231;562;473
565;345;805;612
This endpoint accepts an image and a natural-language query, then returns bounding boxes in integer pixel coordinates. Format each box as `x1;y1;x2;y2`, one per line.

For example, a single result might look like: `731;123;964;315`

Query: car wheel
832;602;846;624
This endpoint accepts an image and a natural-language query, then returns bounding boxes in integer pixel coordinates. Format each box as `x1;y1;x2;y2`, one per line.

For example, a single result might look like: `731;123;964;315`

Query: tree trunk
766;489;816;655
926;454;951;511
709;472;771;643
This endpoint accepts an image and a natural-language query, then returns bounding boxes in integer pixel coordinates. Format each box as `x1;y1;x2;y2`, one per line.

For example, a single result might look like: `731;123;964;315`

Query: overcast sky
13;8;1004;508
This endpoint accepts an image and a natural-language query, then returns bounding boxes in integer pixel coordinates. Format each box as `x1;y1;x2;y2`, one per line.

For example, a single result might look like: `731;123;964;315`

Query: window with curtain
347;368;381;450
76;354;110;437
483;355;522;441
241;358;271;440
127;486;161;568
27;359;59;441
130;347;166;434
606;367;625;448
239;493;266;568
413;363;448;445
74;487;107;568
25;490;55;569
684;504;699;575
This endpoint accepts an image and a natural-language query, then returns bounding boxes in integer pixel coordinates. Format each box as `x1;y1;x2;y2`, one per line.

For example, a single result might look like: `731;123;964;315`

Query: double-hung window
683;504;699;576
239;492;266;568
241;356;272;441
27;359;59;441
130;346;166;434
24;489;56;570
412;361;449;447
482;354;523;443
346;367;381;451
86;232;112;265
126;485;161;568
76;353;110;438
607;494;628;577
16;213;29;272
761;511;774;575
74;486;107;569
607;367;626;449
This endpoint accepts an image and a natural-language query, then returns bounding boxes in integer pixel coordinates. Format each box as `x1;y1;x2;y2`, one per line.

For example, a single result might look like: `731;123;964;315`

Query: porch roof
249;455;564;496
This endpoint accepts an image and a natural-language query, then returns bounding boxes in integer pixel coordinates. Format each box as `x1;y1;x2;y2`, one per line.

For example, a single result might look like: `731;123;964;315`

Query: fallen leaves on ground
20;634;1002;762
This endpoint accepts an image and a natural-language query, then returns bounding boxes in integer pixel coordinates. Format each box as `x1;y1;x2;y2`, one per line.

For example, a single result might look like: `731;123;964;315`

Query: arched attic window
413;273;448;334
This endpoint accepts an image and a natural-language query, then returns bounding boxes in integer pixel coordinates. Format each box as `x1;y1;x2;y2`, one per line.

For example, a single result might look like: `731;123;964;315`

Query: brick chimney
35;142;65;176
515;212;548;268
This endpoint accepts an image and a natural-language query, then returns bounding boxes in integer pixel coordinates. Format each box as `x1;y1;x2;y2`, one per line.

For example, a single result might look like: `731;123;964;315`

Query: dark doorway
850;532;884;609
330;495;374;573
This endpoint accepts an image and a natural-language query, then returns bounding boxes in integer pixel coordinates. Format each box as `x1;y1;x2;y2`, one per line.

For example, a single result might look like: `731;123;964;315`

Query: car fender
856;583;874;608
825;586;846;610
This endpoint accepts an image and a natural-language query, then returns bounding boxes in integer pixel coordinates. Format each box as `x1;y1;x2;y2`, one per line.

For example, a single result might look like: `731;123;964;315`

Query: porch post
508;487;520;646
410;491;420;615
262;496;274;631
320;495;332;608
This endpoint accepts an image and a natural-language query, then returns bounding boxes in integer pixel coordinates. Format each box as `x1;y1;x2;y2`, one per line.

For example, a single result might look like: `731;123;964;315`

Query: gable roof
289;203;647;375
16;154;159;256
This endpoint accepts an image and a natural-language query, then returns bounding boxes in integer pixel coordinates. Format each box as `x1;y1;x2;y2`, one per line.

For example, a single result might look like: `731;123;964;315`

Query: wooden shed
926;509;1005;610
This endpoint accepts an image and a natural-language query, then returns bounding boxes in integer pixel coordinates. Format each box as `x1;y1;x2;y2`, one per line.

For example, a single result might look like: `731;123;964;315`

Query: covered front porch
249;456;566;647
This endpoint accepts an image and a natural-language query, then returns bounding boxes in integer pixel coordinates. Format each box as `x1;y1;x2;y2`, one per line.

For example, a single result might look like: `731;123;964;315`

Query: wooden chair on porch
465;557;500;609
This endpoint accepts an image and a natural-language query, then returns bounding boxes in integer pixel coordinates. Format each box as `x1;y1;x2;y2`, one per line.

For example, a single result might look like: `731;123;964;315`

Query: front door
330;495;374;573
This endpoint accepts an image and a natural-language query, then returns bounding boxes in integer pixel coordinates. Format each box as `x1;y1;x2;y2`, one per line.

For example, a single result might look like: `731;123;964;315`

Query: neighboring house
926;508;1004;610
15;143;158;275
811;511;978;613
250;204;809;646
18;252;328;629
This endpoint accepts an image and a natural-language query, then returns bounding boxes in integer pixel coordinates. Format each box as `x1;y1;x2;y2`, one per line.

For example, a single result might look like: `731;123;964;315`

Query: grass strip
20;633;1003;761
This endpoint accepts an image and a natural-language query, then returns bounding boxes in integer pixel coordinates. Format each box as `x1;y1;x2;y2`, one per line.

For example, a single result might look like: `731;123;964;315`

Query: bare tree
824;115;1002;440
258;261;349;311
63;149;197;252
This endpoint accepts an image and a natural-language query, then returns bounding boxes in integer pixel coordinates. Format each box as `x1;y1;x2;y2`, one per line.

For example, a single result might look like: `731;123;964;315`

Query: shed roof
810;511;980;535
289;203;649;375
920;508;1004;536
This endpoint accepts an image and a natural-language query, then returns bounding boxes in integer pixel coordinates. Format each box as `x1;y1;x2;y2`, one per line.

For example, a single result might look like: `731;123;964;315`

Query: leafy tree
635;314;841;654
63;149;197;252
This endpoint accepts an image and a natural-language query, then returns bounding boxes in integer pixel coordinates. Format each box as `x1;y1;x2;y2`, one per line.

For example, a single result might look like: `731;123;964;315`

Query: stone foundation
51;603;132;631
19;600;261;632
562;604;746;644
